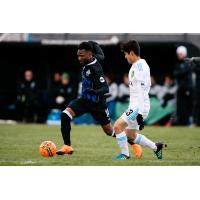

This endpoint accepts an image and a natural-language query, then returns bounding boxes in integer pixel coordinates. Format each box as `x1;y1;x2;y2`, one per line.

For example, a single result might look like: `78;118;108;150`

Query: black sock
112;133;116;137
128;139;134;145
61;112;71;146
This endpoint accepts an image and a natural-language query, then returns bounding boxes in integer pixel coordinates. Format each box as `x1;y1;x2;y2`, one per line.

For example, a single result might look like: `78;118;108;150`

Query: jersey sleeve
90;65;109;96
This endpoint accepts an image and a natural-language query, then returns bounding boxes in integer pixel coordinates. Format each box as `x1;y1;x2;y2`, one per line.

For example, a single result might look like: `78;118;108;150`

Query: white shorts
121;107;148;130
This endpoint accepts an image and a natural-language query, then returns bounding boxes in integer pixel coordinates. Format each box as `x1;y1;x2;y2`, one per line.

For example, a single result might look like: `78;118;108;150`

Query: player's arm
92;76;109;95
88;41;105;61
89;66;109;96
136;83;145;130
85;80;108;96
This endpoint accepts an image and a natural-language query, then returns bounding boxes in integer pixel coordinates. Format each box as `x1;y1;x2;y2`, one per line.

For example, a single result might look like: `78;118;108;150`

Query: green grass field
0;124;200;166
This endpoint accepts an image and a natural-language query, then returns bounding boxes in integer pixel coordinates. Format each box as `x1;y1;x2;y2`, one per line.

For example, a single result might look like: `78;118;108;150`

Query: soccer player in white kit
113;40;164;160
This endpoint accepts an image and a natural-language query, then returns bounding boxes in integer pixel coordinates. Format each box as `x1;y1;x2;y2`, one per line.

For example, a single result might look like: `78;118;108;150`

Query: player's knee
61;112;70;121
113;121;122;134
114;118;127;134
126;129;137;140
127;133;136;141
61;110;72;126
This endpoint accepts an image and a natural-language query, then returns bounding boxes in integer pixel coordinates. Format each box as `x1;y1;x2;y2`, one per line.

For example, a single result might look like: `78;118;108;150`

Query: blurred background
0;33;200;127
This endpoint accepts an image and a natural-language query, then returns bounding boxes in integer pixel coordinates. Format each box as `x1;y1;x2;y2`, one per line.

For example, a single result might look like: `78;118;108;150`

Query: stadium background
0;34;200;166
0;33;199;121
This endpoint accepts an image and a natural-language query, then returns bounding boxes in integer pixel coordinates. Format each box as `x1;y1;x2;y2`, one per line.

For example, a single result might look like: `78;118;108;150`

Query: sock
116;132;129;156
111;129;116;137
134;133;157;150
61;111;72;146
128;139;134;145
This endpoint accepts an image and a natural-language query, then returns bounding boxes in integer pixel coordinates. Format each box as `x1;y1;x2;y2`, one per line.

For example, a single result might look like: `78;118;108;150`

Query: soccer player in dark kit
56;41;142;159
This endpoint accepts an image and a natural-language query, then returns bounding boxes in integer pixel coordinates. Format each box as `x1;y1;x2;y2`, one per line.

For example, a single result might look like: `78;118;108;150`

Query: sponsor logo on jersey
129;80;137;86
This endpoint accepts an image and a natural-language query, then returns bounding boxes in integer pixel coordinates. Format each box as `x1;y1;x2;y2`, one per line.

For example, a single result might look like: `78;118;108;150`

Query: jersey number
126;109;133;116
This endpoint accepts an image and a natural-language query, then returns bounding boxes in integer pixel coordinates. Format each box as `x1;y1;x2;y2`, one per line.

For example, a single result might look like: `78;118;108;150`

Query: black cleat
154;142;164;159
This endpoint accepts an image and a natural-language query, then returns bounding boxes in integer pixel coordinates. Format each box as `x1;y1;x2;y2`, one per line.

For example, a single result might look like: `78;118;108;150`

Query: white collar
86;58;97;66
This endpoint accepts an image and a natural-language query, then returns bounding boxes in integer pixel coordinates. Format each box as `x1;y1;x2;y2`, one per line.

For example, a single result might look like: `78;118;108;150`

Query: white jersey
128;58;151;115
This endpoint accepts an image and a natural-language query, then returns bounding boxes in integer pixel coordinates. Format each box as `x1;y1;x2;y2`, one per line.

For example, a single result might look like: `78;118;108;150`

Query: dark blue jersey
81;58;109;104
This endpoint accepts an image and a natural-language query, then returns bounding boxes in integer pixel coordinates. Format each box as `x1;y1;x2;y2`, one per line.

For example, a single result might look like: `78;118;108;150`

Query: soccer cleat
154;142;164;159
113;154;130;160
132;144;142;159
56;145;74;155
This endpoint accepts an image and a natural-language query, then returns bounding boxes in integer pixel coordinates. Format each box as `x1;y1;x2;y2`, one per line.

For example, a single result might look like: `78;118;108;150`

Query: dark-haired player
56;41;142;159
113;40;164;160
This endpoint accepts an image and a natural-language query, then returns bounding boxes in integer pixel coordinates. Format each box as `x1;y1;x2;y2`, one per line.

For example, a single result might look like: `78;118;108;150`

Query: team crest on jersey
86;69;91;76
100;77;105;83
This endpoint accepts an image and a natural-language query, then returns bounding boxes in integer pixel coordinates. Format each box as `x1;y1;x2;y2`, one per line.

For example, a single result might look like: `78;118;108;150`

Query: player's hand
136;114;144;130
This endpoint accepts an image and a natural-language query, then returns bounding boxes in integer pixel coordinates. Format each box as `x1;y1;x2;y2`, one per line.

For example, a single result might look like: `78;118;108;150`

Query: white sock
111;129;115;137
134;133;157;150
116;132;129;156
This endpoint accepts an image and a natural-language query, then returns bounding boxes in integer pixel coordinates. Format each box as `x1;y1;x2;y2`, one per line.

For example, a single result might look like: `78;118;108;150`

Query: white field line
0;160;38;164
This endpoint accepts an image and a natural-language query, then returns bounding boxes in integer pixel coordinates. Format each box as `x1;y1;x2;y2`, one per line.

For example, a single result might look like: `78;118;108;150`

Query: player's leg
91;106;129;159
56;98;85;155
91;107;115;136
56;107;75;155
101;121;143;159
112;117;130;159
131;132;164;159
113;107;143;160
125;122;164;159
101;123;115;136
91;107;142;159
125;129;142;159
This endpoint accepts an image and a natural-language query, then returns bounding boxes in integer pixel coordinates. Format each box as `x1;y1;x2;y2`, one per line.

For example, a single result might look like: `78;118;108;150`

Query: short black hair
121;40;140;56
78;42;93;52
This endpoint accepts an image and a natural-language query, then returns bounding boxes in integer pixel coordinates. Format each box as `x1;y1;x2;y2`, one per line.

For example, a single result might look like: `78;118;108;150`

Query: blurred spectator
149;75;162;99
115;73;129;120
52;72;61;88
173;46;194;126
49;72;62;109
49;72;75;110
16;69;40;122
158;75;177;126
47;72;75;125
160;75;177;108
118;73;130;102
193;58;200;126
105;74;118;121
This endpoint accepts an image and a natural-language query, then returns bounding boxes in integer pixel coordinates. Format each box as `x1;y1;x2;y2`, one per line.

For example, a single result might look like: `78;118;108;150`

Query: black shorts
68;98;111;126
